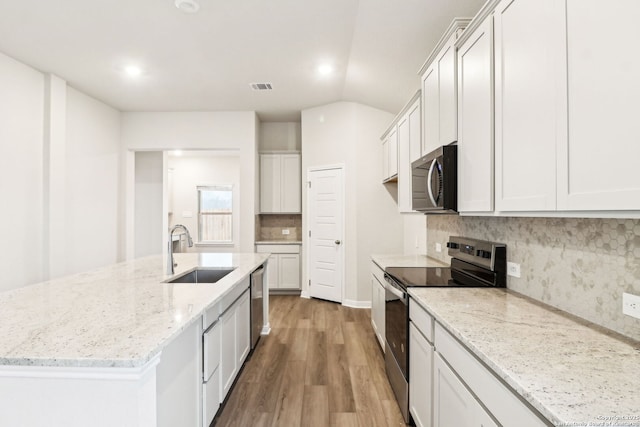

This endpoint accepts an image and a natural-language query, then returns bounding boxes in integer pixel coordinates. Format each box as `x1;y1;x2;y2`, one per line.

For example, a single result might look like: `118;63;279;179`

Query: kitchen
1;0;639;426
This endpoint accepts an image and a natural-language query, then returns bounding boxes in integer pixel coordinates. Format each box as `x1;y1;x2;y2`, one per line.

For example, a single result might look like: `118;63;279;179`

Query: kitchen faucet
167;224;194;275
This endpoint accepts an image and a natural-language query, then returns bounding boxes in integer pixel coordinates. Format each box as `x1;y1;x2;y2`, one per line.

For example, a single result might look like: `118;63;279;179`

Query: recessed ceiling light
318;64;334;76
124;65;142;77
175;0;200;13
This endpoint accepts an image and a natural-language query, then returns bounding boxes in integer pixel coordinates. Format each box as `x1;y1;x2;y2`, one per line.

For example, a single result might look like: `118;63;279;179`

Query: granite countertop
255;240;302;245
371;254;449;269
408;287;640;426
0;252;269;369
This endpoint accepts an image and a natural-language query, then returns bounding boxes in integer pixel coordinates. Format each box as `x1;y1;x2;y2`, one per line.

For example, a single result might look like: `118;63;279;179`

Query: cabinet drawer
203;367;220;427
203;302;220;331
203;321;220;381
435;323;548;427
256;244;300;254
409;299;433;343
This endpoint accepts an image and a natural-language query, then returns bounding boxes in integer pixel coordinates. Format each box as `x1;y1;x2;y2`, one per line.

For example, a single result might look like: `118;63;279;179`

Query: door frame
304;164;346;304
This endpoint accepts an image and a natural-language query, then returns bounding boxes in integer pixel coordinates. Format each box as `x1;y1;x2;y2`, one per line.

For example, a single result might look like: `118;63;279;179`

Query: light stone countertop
0;252;269;369
408;287;640;426
371;254;449;270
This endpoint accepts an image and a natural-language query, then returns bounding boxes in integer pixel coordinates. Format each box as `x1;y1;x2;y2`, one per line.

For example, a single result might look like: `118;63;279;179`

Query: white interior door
308;167;344;303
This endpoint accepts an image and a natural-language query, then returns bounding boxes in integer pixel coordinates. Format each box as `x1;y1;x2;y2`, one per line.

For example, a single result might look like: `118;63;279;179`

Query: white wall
259;122;301;151
302;102;403;304
168;153;241;252
135;152;164;258
403;214;428;255
64;87;121;273
121;112;258;255
0;52;44;291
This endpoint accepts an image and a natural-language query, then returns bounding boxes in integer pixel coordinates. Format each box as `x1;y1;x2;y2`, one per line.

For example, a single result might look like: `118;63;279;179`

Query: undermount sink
166;267;236;284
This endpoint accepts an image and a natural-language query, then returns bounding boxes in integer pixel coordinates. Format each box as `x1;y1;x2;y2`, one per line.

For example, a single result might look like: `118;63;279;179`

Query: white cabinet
382;128;398;182
260;153;301;213
202;320;220;427
370;262;386;350
420;19;470;155
256;244;301;291
558;0;640;210
409;322;433;427
494;0;567;212
456;16;494;213
398;94;421;212
433;353;497;427
220;289;251;401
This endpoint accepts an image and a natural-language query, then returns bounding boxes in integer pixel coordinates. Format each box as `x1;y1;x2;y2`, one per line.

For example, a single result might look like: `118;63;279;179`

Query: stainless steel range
383;236;506;424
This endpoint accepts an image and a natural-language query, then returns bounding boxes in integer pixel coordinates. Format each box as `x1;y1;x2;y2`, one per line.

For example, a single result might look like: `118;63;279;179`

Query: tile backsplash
256;214;302;242
427;216;640;341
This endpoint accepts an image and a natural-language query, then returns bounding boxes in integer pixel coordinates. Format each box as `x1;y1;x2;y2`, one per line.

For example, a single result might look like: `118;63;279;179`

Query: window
197;185;233;243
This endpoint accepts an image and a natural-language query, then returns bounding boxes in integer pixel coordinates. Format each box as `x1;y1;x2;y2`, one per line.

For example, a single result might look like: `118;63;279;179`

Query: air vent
250;82;273;91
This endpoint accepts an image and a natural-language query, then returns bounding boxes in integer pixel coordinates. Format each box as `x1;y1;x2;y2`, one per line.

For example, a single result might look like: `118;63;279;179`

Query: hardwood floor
215;295;406;427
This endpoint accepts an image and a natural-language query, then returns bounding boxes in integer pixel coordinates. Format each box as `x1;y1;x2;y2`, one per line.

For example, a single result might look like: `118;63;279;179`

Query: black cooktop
384;266;453;289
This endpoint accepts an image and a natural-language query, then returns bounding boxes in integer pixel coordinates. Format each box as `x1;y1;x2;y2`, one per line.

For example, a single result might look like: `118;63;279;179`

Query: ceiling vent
250;83;273;91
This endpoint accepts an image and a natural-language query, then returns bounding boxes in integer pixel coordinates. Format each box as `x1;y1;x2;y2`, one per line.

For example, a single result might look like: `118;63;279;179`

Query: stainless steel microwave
411;145;457;213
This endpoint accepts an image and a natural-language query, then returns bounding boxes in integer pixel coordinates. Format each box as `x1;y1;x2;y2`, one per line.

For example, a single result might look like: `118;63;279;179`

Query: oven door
384;276;408;378
384;275;410;422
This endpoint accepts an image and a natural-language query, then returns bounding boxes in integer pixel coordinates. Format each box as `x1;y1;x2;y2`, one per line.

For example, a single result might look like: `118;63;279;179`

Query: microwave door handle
426;158;438;207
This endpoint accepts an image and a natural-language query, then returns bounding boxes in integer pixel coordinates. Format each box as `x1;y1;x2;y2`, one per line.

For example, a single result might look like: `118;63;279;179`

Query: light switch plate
623;292;640;320
435;243;442;253
182;211;193;218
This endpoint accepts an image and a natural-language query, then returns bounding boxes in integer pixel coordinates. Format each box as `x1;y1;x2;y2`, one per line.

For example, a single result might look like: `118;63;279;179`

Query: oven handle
385;279;406;299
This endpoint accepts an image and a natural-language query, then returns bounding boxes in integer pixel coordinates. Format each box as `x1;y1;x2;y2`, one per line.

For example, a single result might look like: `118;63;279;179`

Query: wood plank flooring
215;295;406;427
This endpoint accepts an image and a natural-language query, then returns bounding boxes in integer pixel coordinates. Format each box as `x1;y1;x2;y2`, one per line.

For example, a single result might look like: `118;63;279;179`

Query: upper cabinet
260;153;301;213
457;15;494;213
420;19;471;156
382;128;398;182
494;0;567;212
558;0;640;210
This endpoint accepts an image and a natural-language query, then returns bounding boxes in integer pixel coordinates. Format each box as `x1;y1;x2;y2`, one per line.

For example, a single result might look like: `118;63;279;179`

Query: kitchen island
0;252;269;427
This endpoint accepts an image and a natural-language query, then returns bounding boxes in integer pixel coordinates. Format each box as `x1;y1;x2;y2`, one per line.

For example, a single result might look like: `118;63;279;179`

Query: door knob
335;240;341;245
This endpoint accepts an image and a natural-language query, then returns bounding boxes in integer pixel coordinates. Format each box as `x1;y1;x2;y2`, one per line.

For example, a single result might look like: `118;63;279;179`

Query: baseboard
342;299;371;309
300;291;310;299
261;323;271;335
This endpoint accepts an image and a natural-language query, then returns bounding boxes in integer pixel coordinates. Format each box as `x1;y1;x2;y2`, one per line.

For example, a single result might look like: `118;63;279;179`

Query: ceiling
0;0;485;121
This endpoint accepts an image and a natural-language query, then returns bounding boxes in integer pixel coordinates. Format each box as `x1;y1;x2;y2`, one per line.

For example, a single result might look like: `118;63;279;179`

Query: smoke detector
175;0;200;13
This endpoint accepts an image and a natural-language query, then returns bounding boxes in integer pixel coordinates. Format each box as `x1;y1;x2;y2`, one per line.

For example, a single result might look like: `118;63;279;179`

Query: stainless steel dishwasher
250;265;264;350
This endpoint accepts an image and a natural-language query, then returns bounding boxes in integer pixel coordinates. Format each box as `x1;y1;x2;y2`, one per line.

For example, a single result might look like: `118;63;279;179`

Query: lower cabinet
433;353;497;427
409;298;548;427
370;262;386;350
220;289;251;401
256;244;301;291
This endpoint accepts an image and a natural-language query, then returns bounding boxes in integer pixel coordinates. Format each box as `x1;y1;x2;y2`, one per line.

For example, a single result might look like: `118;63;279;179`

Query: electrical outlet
623;292;640;320
282;229;290;235
507;262;521;278
436;243;442;253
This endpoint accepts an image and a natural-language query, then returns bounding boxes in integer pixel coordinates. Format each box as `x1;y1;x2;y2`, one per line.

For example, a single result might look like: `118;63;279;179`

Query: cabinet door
409;322;433;427
433;353;497;427
388;128;398;178
219;305;237;400
236;290;251;367
281;154;301;213
494;0;567;211
371;275;385;349
422;65;439;155
376;279;385;347
266;254;280;290
398;115;411;212
457;17;494;213
558;0;640;210
438;36;458;146
278;253;300;289
382;139;389;181
409;99;422;163
260;154;281;213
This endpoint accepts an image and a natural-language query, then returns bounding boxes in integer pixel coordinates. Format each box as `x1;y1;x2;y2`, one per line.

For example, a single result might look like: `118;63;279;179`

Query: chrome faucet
167;224;194;275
